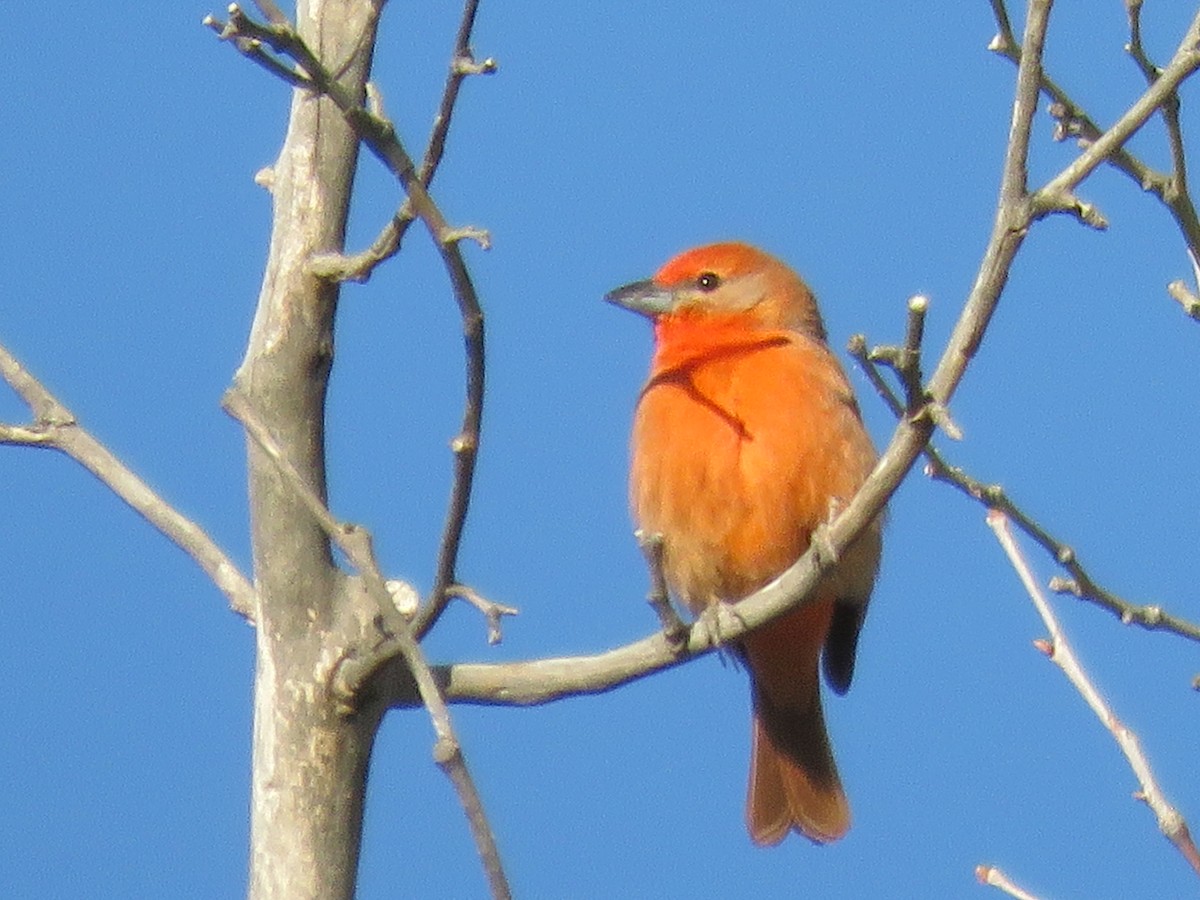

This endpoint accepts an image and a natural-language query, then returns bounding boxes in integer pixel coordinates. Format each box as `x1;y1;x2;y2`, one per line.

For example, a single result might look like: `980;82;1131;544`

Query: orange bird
607;242;882;845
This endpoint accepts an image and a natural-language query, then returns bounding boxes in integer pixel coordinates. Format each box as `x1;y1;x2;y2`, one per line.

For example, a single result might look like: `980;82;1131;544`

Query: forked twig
308;0;497;282
852;325;1200;646
444;583;518;645
209;2;493;649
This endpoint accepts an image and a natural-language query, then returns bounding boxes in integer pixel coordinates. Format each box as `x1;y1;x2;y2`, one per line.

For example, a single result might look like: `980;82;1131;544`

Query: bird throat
645;315;792;441
650;313;791;379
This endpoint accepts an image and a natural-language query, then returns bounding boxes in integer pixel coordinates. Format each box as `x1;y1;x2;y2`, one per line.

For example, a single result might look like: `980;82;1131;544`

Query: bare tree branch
989;510;1200;878
212;0;494;644
387;0;1200;715
1125;1;1199;247
0;340;256;620
444;583;518;645
865;294;928;413
223;389;511;900
1034;18;1200;220
851;336;1200;646
933;456;1200;644
308;0;497;282
991;2;1200;286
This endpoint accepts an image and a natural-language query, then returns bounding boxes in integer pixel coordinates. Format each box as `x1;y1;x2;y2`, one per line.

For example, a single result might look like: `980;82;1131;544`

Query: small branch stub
445;583;518;645
976;864;1044;900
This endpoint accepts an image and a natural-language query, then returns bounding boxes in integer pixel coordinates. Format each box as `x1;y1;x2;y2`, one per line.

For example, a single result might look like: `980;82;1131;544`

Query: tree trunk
235;3;383;897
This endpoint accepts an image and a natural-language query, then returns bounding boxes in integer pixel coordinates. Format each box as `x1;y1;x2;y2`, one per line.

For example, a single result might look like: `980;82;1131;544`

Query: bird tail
746;685;849;845
742;602;850;845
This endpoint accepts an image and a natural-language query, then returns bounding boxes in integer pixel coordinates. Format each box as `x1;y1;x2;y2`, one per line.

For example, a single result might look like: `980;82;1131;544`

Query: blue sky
3;2;1200;898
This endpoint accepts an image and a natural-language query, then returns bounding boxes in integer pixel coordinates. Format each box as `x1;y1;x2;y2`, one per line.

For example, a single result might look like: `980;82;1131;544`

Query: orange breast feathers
607;241;883;846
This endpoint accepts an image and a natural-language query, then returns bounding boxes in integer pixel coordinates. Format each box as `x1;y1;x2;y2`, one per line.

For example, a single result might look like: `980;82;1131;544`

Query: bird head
605;242;827;343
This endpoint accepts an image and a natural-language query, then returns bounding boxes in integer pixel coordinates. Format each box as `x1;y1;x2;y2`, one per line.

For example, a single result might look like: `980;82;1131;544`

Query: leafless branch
930;456;1200;644
0;340;256;620
988;511;1200;878
444;583;518;645
1034;21;1200;219
862;295;965;439
400;0;1200;710
222;388;511;900
308;0;497;282
202;13;311;88
976;864;1044;900
210;2;493;646
866;295;927;412
851;336;1200;646
1126;0;1192;217
990;2;1200;293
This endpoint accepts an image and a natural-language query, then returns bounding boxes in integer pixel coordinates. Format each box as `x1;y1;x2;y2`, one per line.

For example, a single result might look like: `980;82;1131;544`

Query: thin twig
308;0;497;282
210;3;493;644
936;460;1200;643
867;295;928;413
976;864;1044;900
1126;0;1191;204
988;511;1200;878
423;0;496;199
444;583;518;645
1125;1;1200;310
851;337;1200;645
202;13;311;88
990;2;1200;271
1035;16;1200;219
0;340;256;620
223;388;512;900
1168;278;1200;320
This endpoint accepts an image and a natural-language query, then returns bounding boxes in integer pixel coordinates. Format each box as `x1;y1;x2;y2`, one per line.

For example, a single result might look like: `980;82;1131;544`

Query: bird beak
604;279;676;318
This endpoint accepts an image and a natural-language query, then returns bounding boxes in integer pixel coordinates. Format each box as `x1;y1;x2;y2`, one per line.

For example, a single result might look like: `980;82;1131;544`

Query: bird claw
696;600;746;648
811;522;839;568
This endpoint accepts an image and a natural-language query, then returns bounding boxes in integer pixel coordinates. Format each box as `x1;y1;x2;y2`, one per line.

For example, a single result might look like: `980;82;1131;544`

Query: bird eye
696;272;721;292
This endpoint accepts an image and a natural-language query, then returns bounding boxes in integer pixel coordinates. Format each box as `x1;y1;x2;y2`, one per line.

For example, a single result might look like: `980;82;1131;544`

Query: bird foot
695;600;746;649
811;522;840;569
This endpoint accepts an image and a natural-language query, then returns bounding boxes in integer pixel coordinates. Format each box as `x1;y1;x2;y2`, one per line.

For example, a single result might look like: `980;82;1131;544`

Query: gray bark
234;3;385;897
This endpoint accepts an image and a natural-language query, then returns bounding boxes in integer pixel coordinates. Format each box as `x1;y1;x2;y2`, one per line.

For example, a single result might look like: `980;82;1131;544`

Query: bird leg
811;500;845;570
635;529;688;648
